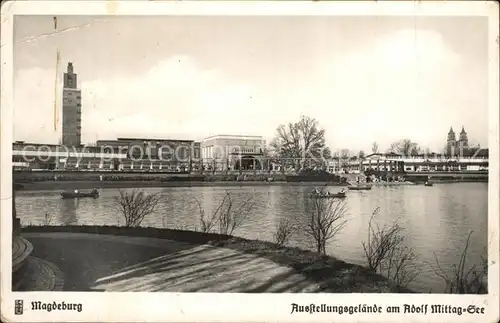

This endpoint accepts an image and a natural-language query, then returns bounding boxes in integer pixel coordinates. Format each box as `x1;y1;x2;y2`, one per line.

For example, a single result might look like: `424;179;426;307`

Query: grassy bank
22;225;412;293
17;180;345;191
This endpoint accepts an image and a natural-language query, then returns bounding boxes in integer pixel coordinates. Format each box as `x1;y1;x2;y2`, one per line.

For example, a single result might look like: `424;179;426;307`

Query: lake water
16;182;488;293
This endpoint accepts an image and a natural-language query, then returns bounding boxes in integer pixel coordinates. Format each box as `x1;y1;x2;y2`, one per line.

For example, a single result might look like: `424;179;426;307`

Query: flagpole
54;49;60;132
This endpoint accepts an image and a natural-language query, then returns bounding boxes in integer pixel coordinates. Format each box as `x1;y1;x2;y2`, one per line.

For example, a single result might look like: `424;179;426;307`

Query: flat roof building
200;134;266;171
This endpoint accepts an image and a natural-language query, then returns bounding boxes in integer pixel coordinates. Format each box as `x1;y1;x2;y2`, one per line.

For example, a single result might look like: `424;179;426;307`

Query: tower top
63;62;77;89
448;127;454;134
460;126;466;134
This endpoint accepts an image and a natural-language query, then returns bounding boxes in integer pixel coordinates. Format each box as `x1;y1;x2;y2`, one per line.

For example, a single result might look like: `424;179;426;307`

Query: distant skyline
14;15;489;152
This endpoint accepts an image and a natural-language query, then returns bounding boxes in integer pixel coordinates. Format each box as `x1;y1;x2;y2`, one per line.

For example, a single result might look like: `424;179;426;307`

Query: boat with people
310;191;347;199
347;185;372;191
309;187;347;199
60;188;100;199
424;181;434;187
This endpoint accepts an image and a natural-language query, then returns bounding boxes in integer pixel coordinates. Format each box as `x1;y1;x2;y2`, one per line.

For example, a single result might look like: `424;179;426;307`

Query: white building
200;135;266;171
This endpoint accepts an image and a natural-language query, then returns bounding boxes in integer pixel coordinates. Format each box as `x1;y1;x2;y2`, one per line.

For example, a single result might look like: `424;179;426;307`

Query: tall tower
447;127;456;155
458;126;469;148
62;62;82;147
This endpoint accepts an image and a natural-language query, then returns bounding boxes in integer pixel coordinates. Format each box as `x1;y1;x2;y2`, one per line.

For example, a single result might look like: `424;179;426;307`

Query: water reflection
16;182;488;292
60;199;79;225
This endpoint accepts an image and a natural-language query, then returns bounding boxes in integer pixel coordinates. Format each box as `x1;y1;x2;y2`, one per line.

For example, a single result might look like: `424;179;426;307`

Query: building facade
94;137;201;171
96;138;200;161
200;135;266;171
62;62;82;147
342;152;488;174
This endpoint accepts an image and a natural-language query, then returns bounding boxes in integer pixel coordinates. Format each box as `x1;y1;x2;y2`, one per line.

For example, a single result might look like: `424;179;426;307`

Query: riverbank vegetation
113;189;162;227
429;231;488;294
190;190;255;235
273;217;297;247
300;194;347;255
362;208;419;288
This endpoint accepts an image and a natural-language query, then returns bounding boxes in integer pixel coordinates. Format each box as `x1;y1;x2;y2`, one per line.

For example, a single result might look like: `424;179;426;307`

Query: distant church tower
62;62;82;147
446;127;456;155
458;126;469;149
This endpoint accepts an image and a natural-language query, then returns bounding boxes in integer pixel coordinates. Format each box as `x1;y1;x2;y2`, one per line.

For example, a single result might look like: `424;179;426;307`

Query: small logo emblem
15;300;23;315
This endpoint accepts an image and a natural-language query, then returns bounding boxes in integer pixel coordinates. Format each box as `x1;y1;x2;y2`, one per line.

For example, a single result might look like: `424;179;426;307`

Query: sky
13;15;489;153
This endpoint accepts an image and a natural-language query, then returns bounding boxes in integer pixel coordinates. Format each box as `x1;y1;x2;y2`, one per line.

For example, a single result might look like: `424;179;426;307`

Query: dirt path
23;232;320;292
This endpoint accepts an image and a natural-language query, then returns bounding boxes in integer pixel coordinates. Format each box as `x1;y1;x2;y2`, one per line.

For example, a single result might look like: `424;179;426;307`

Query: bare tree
113;189;162;227
192;191;255;235
429;231;488;294
302;197;348;255
217;191;255;235
389;139;420;156
273;216;297;247
192;194;228;233
385;244;419;288
358;150;366;159
372;142;379;154
362;208;419;288
271;115;331;169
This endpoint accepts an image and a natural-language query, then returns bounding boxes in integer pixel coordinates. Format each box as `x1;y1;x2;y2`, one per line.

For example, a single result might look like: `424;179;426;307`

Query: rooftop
202;134;264;140
115;137;195;143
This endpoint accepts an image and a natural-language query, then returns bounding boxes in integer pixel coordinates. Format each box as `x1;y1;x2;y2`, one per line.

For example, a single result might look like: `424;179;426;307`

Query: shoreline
16;178;486;191
16;180;346;191
21;225;413;293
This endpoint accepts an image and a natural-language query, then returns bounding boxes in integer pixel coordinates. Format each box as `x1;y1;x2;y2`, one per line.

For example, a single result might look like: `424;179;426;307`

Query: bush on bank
22;225;413;293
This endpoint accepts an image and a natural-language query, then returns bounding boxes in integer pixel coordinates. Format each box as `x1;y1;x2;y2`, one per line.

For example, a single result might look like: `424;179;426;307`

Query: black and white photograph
1;1;499;322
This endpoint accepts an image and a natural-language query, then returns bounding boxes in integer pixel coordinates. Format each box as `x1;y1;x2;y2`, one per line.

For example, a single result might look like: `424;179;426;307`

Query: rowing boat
347;185;372;191
310;192;346;199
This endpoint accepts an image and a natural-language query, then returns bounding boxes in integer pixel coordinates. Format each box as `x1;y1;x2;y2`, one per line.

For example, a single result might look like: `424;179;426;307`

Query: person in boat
91;188;98;194
339;188;346;194
313;187;320;195
74;189;79;194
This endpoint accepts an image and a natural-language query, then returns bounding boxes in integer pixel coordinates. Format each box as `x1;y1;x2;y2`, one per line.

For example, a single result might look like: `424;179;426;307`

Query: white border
1;1;499;322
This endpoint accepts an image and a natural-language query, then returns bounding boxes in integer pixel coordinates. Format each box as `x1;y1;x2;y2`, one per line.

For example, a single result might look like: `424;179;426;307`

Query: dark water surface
16;182;488;293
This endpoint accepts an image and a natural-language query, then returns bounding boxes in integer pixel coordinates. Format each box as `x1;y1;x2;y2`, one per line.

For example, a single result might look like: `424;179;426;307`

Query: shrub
301;194;348;255
112;189;162;227
273;216;297;247
192;190;255;235
362;207;419;288
429;231;488;294
217;191;255;235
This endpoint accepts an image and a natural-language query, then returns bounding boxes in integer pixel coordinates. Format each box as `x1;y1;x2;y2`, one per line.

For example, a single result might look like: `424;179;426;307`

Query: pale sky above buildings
13;15;489;152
